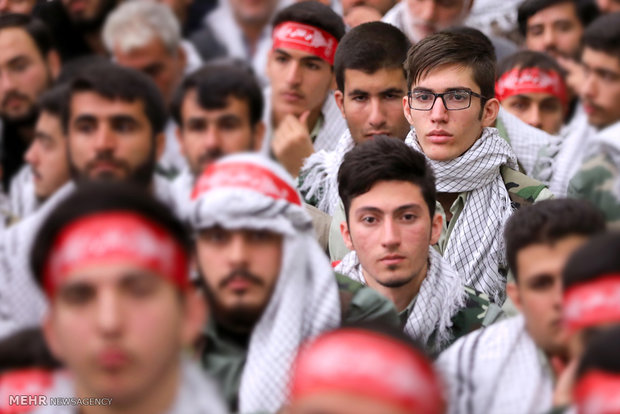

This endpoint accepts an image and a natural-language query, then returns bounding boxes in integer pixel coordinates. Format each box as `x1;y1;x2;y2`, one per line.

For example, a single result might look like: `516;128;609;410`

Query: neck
79;358;182;414
437;192;459;223
361;262;428;312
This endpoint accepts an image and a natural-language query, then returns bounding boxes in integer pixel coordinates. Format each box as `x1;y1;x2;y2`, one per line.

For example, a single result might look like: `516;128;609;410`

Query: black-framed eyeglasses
407;90;487;111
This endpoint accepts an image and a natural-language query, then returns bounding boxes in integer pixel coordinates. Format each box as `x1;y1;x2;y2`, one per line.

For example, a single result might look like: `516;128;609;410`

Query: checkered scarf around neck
405;127;518;303
336;247;466;353
298;129;355;215
189;153;341;413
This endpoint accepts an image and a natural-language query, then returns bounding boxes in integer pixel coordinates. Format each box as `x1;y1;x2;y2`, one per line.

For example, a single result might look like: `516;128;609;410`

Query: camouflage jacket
198;273;400;412
568;142;620;229
405;286;503;357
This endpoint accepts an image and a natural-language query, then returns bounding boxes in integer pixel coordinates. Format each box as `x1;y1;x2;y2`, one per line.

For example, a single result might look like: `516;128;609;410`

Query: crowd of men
0;0;619;412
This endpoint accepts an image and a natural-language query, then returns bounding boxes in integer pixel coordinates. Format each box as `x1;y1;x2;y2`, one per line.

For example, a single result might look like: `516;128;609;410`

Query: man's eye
351;95;367;103
74;121;96;134
414;93;433;102
275;55;288;64
361;216;377;224
114;120;136;133
305;61;320;70
508;101;529;111
401;213;417;222
202;228;229;243
449;92;468;101
59;285;95;305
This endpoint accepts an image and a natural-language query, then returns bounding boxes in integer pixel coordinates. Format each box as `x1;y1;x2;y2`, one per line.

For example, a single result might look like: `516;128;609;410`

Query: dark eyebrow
355;206;385;215
394;204;424;214
300;55;324;63
34;131;54;141
7;55;29;66
274;49;292;58
380;87;406;95
73;114;97;123
413;87;472;93
348;89;369;97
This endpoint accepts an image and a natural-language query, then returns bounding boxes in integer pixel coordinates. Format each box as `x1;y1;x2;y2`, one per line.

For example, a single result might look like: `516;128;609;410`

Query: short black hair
334;21;410;92
582;12;620;63
504;199;605;280
0;13;56;59
37;83;69;118
497;50;567;79
171;59;263;127
60;62;167;137
30;181;191;289
517;0;599;37
404;30;496;99
272;1;345;49
338;136;435;222
563;232;620;290
577;325;620;379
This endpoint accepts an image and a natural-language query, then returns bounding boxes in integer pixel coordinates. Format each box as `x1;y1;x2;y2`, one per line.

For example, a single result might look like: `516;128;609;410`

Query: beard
68;147;156;189
67;0;117;33
200;268;269;333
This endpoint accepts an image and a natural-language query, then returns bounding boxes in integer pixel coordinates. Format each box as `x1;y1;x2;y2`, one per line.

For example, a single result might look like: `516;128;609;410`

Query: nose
418;0;438;21
368;98;387;129
429;95;449;123
0;69;15;95
203;125;220;151
285;60;302;87
524;105;542;129
227;233;250;268
581;71;597;101
24;140;39;166
381;218;401;249
542;28;556;50
96;290;123;337
94;124;116;152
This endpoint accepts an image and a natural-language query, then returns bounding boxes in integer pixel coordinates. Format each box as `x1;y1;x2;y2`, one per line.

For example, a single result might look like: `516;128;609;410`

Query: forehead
182;89;251;119
69;91;148;120
516;236;587;281
344;67;406;91
114;37;173;62
56;262;165;289
272;46;327;63
504;91;562;103
350;180;428;212
0;26;41;61
414;64;478;91
582;48;620;73
35;110;63;133
528;1;579;24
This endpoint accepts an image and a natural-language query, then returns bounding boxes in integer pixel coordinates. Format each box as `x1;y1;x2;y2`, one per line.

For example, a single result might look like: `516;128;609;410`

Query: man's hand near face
271;110;313;176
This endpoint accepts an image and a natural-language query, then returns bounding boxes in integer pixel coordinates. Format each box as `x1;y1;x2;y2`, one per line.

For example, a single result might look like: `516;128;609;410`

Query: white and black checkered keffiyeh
436;315;554;414
298;129;354;215
406;127;517;303
336;247;466;353
189;154;341;413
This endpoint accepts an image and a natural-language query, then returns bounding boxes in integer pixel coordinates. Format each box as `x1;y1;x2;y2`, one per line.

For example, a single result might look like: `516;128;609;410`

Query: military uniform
200;273;400;412
568;142;620;229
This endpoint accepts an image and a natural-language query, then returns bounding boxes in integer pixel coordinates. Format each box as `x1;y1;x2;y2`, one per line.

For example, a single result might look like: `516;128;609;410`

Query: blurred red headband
563;275;620;334
495;67;568;107
43;211;189;298
574;370;620;414
192;161;302;206
272;21;338;65
289;329;444;414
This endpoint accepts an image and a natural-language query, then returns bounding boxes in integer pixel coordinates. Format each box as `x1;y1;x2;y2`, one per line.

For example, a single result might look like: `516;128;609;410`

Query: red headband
43;212;189;298
563;275;620;334
574;370;620;414
289;329;444;414
272;21;338;65
495;67;568;107
192;161;302;206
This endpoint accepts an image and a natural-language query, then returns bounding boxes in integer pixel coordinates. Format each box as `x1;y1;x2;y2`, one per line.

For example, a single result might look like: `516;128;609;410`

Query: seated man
402;30;552;301
437;199;605;414
265;1;348;175
496;50;568;135
336;137;500;354
16;182;227;414
298;21;411;215
284;328;445;414
13;85;71;221
189;154;400;412
568;13;620;228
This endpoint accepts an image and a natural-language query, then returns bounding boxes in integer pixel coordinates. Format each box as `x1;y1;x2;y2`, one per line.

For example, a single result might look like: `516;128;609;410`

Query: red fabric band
43;212;189;298
495;67;568;107
272;21;338;65
574;370;620;414
192;161;302;206
289;329;444;414
563;275;620;334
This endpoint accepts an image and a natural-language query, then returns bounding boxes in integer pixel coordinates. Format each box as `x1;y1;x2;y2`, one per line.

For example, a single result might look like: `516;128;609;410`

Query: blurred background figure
284;328;445;414
496;50;568;135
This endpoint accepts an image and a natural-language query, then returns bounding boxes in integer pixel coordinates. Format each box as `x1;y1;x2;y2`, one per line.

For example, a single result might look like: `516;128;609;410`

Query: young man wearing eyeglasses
402;30;552;304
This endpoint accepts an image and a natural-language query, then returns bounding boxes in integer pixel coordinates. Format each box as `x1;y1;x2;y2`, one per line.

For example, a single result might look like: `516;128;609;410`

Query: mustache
196;149;223;171
1;90;30;108
85;151;131;173
219;269;264;289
